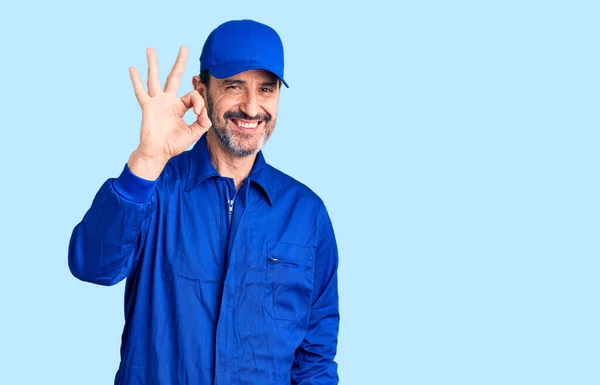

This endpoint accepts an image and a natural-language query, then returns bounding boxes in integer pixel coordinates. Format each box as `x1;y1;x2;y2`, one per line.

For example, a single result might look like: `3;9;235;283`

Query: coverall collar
185;132;273;205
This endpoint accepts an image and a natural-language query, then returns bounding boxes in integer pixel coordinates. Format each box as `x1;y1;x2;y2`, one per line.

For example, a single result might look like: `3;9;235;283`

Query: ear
192;75;201;90
192;75;208;99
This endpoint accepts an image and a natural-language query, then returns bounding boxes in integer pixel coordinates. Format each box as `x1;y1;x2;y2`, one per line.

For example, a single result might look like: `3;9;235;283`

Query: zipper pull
228;199;234;225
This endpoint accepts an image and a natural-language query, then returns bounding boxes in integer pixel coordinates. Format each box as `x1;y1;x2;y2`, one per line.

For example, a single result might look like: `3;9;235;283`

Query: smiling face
194;69;280;157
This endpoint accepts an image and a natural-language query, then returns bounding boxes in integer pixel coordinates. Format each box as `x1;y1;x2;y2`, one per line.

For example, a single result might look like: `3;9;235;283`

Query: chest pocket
264;241;315;322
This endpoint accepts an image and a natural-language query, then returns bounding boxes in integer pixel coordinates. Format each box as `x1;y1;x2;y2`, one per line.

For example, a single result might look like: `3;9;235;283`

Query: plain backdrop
0;1;598;384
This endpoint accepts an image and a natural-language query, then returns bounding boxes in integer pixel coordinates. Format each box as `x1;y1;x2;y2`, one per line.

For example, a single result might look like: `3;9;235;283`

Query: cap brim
208;61;289;88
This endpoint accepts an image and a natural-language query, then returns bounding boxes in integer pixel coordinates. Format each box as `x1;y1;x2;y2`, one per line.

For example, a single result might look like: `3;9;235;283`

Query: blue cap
200;20;289;88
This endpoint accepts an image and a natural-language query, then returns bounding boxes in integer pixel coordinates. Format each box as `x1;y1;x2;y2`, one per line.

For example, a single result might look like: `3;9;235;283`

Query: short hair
199;70;210;87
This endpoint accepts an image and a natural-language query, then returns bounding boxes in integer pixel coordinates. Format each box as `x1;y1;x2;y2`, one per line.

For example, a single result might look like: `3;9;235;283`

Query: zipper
227;181;243;227
217;178;246;383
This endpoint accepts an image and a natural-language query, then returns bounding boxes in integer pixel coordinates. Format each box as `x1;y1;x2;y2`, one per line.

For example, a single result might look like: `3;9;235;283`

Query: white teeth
236;120;259;129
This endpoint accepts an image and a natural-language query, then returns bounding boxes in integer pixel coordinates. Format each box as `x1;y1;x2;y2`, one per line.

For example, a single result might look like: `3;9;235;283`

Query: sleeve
68;163;159;286
291;202;340;384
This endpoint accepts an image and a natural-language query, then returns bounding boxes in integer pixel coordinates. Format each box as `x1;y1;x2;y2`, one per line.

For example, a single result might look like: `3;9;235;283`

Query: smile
229;119;263;131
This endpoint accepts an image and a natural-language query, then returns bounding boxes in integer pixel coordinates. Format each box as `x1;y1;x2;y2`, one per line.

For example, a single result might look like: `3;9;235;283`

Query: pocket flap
267;241;315;268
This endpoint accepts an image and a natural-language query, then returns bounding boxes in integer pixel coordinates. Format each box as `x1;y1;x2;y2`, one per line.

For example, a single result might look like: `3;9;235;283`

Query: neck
206;129;256;189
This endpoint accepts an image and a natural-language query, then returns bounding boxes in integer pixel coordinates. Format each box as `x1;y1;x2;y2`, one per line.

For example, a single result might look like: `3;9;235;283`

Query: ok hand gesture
127;46;212;180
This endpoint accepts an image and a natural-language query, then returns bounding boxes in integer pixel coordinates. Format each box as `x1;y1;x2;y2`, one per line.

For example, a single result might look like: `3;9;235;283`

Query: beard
206;92;276;158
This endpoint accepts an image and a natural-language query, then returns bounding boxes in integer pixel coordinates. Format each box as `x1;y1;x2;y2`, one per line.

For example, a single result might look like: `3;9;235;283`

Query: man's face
196;69;280;157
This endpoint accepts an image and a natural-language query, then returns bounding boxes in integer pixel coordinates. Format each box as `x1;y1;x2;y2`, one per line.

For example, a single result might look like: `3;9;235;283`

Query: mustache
223;110;271;122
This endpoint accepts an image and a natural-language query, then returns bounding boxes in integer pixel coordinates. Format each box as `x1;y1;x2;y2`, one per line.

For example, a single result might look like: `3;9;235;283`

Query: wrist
127;149;168;181
113;163;158;203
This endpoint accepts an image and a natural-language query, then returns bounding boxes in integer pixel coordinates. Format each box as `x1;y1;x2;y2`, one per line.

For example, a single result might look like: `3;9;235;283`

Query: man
68;19;339;385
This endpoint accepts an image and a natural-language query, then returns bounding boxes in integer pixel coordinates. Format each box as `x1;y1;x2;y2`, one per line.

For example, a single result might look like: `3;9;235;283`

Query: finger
180;90;205;115
190;90;205;115
197;106;212;129
147;48;161;96
129;66;149;104
164;46;188;94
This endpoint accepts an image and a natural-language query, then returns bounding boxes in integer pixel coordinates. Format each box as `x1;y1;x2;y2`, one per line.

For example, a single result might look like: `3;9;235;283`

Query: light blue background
0;0;598;384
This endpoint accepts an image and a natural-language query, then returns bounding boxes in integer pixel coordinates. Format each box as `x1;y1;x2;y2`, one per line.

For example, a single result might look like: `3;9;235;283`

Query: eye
261;87;274;93
227;85;240;90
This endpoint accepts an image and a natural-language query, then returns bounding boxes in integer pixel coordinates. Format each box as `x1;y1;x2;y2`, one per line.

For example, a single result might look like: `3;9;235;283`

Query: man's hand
127;46;212;180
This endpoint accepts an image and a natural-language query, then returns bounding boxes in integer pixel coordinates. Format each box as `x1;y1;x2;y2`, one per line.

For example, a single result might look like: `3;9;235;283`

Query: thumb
188;119;209;141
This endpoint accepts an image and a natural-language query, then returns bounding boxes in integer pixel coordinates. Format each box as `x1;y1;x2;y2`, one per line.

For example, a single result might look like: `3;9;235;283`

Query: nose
239;90;260;119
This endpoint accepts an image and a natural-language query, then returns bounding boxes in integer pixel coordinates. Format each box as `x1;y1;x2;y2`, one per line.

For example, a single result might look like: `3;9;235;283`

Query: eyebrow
220;79;278;87
222;79;245;86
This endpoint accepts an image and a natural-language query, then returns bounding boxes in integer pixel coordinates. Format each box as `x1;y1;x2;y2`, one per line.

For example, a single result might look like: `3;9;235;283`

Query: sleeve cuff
112;163;158;203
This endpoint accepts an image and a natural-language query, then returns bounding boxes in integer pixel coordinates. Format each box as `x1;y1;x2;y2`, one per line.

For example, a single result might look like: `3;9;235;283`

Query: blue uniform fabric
68;133;340;384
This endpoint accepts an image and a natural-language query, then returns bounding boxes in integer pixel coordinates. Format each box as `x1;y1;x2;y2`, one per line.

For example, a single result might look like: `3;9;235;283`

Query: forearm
292;203;340;384
68;163;158;285
292;303;340;384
